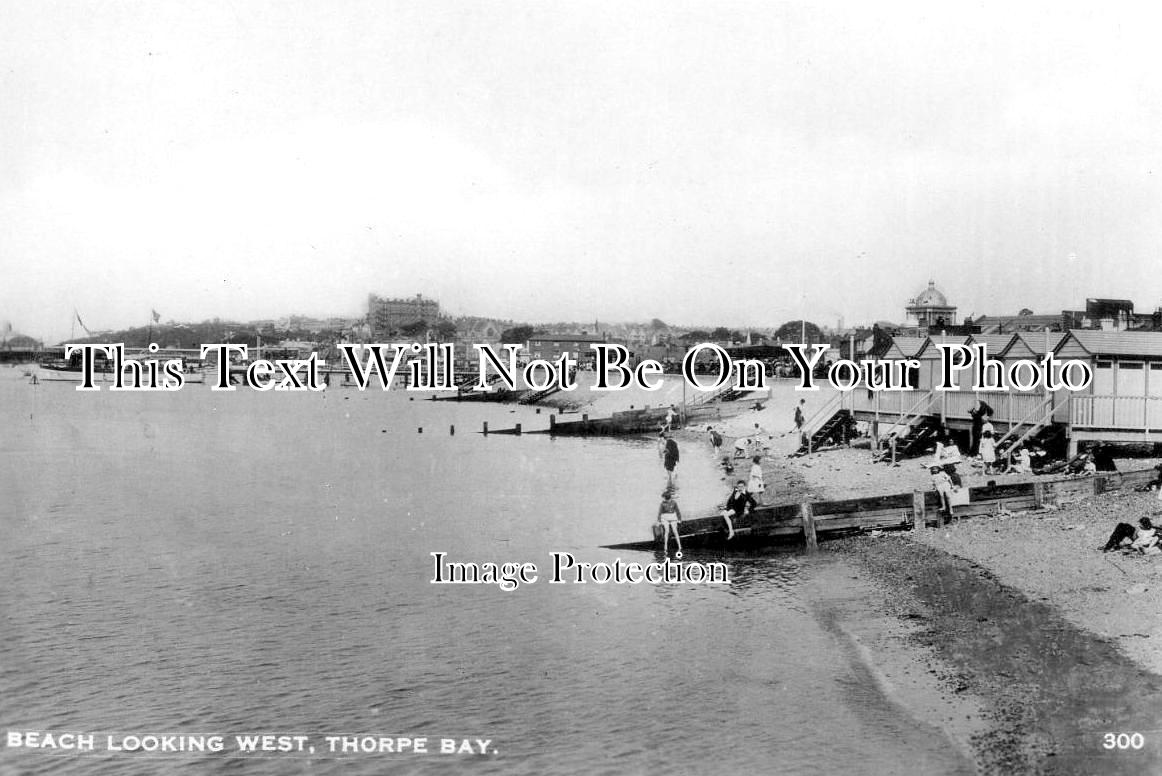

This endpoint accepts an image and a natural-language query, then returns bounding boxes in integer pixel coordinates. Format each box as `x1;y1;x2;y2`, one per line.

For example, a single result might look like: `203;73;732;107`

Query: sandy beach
668;381;1162;773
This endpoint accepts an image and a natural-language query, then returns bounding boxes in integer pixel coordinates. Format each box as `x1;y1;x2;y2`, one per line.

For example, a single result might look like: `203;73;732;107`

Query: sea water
0;372;973;775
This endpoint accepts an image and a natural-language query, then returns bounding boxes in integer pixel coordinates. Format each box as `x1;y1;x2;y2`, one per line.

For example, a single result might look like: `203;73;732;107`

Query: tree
871;324;894;356
500;325;535;343
433;320;457;340
649;318;669;330
710;326;732;341
773;320;823;344
679;330;710;344
400;319;428;338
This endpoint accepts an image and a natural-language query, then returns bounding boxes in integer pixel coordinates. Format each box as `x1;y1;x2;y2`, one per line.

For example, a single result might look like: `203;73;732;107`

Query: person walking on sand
661;431;680;485
792;399;806;436
657;489;683;557
708;425;724;456
720;480;757;540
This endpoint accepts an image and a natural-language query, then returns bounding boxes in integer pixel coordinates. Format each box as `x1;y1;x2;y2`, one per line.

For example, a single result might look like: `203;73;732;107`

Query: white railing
1072;395;1162;431
848;389;938;418
942;390;1047;425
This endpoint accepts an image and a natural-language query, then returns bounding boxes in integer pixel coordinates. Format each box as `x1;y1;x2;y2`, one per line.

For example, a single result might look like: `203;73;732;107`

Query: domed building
905;280;957;329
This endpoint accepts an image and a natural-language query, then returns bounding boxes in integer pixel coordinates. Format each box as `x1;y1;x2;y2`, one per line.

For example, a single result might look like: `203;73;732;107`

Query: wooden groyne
479;404;725;437
603;466;1160;553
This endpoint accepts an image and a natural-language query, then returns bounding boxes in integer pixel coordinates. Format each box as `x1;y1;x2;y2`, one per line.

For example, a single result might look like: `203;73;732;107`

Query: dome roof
910;280;949;308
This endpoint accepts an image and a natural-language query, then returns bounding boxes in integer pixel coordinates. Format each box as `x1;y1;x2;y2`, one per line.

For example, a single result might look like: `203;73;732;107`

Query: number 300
1103;733;1144;750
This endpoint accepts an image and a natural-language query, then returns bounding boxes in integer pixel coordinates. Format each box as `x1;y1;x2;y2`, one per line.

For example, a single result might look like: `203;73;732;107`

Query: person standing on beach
931;465;954;517
662;432;680;485
979;429;997;474
793;399;806;436
747;455;766;502
657;489;683;557
969;400;993;456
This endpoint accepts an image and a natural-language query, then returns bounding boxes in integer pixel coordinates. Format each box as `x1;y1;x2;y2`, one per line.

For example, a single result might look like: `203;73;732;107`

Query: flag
75;310;92;335
151;309;161;323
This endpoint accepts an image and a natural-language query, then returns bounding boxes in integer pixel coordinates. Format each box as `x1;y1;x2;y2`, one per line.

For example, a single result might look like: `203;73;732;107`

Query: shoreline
828;535;1162;775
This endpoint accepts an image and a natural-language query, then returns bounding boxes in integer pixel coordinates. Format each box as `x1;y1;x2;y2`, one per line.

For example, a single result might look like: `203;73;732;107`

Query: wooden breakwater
603;466;1160;553
480;404;725;437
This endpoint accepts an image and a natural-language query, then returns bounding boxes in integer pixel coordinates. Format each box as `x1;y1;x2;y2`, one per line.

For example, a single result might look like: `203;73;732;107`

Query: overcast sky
3;2;1162;341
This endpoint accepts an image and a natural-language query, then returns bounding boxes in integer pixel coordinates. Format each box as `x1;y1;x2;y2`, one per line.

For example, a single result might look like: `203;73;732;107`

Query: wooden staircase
891;416;942;458
798;408;857;452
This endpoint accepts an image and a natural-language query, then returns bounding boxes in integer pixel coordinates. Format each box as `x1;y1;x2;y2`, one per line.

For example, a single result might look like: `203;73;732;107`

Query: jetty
604;466;1159;553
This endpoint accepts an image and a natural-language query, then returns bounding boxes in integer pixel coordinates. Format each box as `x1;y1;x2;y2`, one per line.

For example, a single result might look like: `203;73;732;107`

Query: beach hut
913;334;972;393
1054;330;1162;448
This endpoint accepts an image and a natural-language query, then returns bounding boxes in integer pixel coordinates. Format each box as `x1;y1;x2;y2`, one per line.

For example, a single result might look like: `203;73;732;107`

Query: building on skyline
367;293;441;337
526;332;607;364
904;280;957;329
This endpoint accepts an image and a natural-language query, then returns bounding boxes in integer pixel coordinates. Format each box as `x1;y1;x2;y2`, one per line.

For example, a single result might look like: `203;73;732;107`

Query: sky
3;2;1162;342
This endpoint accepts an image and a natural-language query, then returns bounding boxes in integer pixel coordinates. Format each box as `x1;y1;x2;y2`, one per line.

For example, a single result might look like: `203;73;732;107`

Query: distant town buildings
526;332;607;363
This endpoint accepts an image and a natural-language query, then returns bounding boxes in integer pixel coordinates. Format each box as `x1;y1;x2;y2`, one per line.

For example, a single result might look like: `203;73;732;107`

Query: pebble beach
674;381;1162;773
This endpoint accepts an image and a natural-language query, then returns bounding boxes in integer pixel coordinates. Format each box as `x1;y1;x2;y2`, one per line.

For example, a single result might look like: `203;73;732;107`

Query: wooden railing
942;390;1045;424
992;394;1053;446
847;389;938;419
1071;395;1162;431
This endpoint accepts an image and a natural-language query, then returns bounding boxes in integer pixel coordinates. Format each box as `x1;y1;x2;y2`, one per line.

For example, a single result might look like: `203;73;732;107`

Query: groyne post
912;491;926;530
801;502;818;553
515;423;522;436
482;421;489;436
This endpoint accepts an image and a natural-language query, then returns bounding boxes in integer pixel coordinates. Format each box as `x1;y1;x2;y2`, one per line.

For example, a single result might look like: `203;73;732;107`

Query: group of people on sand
1102;516;1160;555
656;477;763;557
654;423;772;557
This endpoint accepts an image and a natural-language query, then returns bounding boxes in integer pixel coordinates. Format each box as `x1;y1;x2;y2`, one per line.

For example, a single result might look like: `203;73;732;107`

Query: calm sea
0;370;973;775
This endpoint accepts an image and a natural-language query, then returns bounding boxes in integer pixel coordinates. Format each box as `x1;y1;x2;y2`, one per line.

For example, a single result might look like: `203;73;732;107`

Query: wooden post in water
450;425;455;435
550;414;556;435
515;423;522;435
912;491;926;530
801;502;818;553
482;421;489;436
